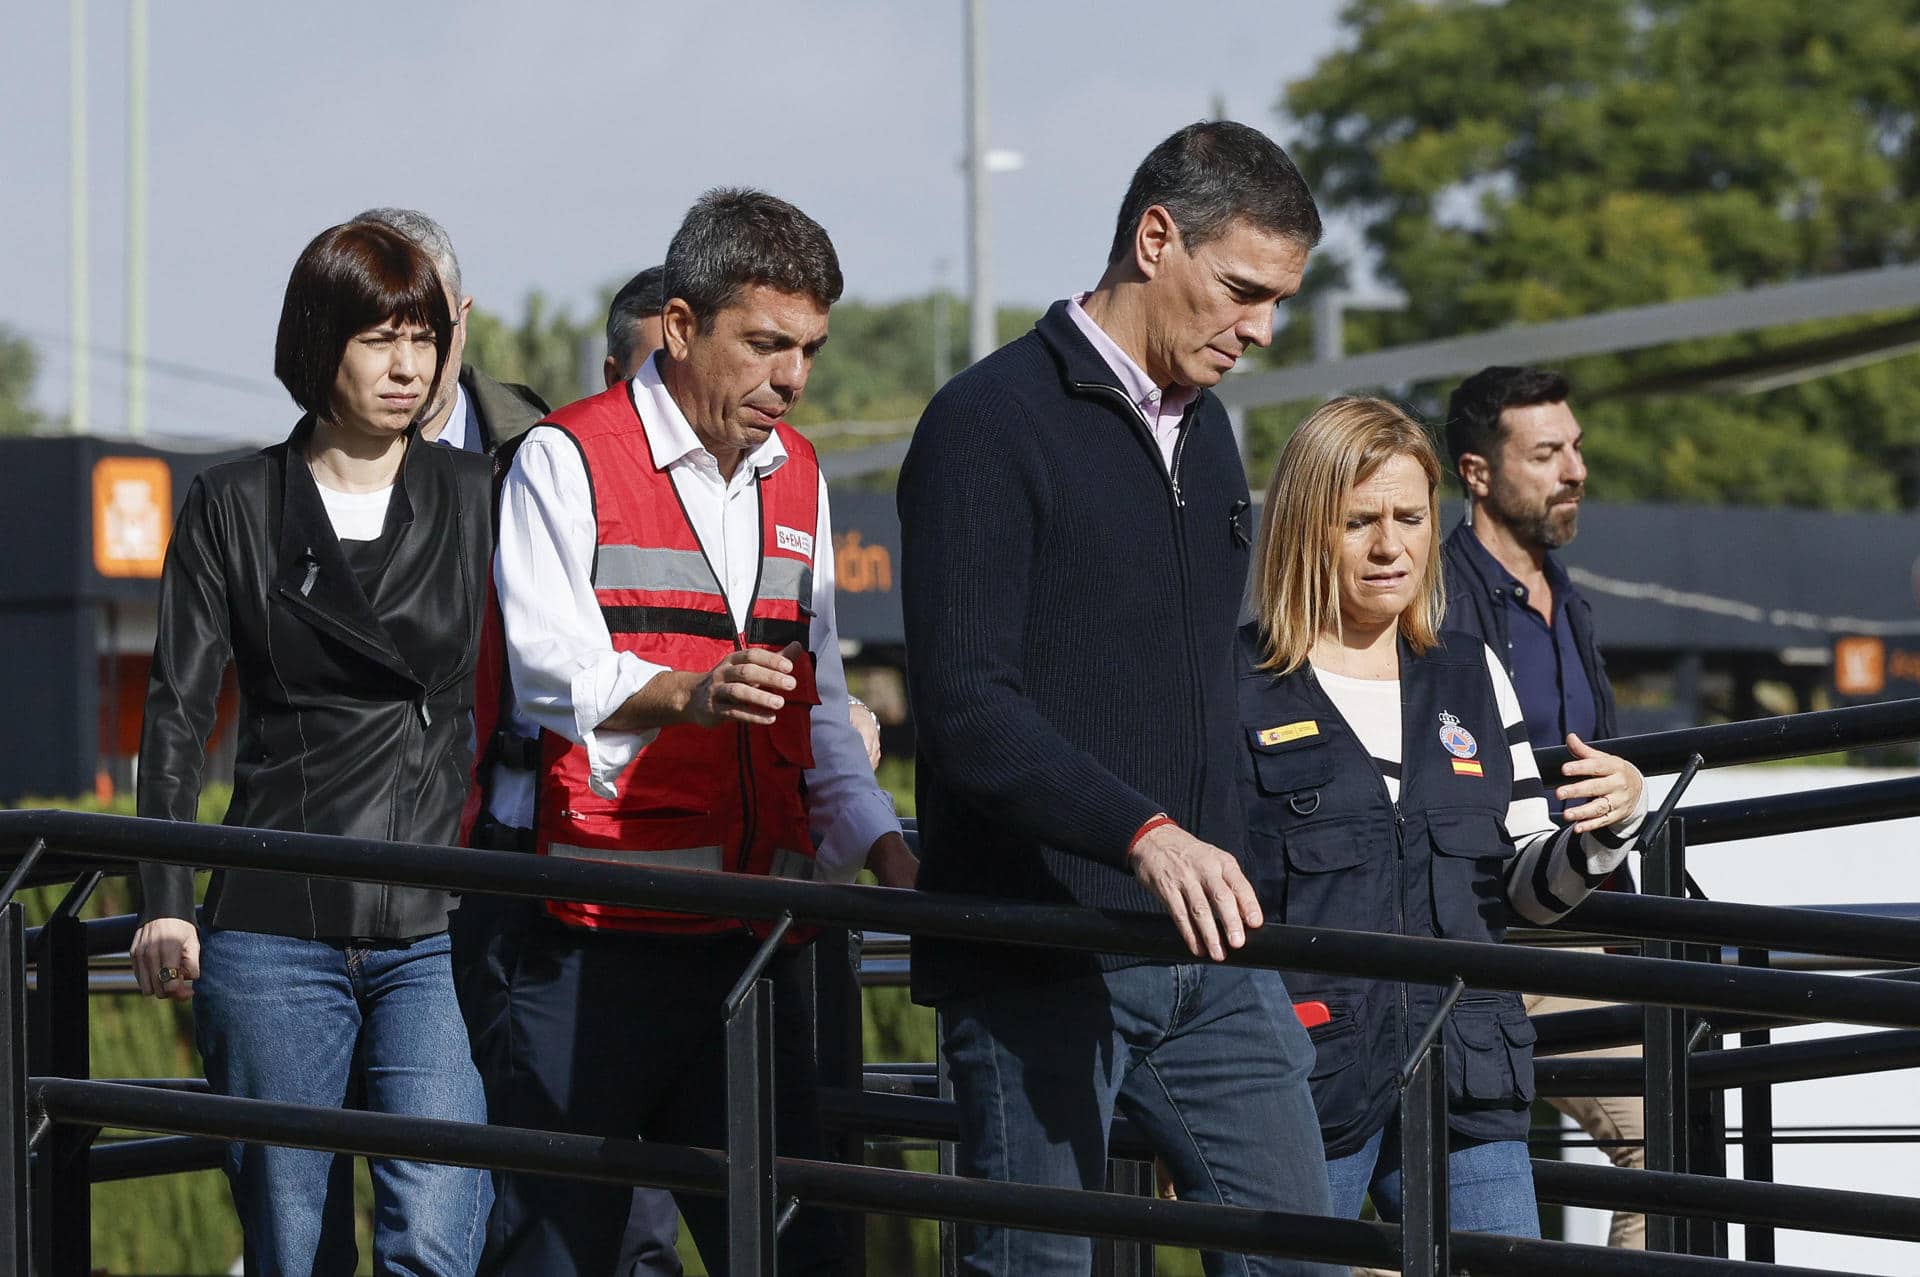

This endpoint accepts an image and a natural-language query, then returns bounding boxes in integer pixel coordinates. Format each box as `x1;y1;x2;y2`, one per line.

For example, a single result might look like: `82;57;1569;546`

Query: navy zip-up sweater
899;300;1253;1004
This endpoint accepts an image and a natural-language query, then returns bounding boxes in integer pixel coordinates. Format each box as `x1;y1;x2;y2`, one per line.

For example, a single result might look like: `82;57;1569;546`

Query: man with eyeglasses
353;207;548;454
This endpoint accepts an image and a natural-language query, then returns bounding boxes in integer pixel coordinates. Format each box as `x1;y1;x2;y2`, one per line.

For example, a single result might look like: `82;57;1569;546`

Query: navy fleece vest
1236;625;1539;1156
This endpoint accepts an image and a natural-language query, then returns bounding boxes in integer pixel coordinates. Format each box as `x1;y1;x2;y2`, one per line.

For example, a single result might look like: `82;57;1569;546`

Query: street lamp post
963;0;992;365
126;0;149;437
68;0;89;435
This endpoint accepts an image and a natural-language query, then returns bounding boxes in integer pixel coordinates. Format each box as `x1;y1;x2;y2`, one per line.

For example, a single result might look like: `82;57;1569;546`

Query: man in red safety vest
475;188;914;1277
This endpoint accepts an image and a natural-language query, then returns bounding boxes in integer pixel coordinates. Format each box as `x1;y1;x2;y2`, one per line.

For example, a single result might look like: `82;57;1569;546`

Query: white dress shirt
431;380;472;451
489;353;898;881
1064;293;1196;471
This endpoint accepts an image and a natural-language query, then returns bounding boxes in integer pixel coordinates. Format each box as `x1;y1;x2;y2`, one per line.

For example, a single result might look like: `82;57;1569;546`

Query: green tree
466;291;597;410
1280;0;1920;507
0;325;43;436
790;295;1040;429
466;288;1042;437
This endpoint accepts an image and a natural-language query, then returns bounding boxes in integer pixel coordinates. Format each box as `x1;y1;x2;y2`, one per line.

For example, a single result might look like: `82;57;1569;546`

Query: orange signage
835;530;893;594
1833;636;1886;697
92;457;172;578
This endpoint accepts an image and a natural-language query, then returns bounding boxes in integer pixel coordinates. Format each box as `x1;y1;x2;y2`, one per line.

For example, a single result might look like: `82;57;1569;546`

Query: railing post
1685;1013;1729;1257
1400;1040;1449;1277
1095;1161;1151;1277
1400;977;1463;1277
724;913;792;1277
0;904;28;1277
727;977;777;1277
1738;945;1776;1263
817;928;867;1277
1642;819;1689;1254
31;877;94;1277
936;1007;959;1277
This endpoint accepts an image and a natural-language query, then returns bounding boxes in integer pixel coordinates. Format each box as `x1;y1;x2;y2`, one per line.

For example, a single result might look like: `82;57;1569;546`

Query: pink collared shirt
1065;293;1198;471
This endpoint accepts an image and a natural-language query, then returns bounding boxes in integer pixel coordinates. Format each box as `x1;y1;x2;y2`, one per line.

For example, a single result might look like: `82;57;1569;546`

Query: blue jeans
194;928;492;1277
941;962;1338;1277
1325;1115;1539;1238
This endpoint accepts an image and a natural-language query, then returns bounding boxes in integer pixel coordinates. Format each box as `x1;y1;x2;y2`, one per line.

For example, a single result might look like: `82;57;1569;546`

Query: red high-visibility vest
528;385;821;933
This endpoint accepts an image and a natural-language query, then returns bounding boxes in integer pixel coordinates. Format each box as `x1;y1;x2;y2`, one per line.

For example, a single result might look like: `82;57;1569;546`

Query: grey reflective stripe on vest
548;843;724;871
759;557;814;608
548;843;815;881
768;849;816;881
593;545;720;595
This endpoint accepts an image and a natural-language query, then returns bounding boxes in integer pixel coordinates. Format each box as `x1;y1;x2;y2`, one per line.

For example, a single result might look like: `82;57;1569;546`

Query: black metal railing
7;693;1920;1274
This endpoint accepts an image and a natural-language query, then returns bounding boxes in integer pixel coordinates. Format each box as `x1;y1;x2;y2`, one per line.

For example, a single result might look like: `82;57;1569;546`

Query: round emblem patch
1437;711;1478;759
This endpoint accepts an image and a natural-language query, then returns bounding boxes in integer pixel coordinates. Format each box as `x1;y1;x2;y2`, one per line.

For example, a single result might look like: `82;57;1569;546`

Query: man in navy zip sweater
900;122;1338;1277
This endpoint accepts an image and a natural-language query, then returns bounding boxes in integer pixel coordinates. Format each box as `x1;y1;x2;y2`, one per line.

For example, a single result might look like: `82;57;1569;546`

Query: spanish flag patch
1258;720;1319;746
1451;759;1484;777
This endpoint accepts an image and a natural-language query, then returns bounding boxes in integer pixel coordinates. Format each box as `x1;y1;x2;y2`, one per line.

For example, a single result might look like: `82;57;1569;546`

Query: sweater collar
1036;298;1135;397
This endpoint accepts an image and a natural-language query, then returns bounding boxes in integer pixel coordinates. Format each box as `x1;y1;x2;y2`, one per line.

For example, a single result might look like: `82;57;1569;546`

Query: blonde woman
1236;397;1644;1239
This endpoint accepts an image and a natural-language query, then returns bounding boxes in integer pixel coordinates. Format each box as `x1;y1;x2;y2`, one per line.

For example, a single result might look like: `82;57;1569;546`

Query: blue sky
2;0;1347;438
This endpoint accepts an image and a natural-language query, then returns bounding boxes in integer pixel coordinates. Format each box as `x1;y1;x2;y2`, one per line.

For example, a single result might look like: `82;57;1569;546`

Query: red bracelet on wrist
1129;813;1176;851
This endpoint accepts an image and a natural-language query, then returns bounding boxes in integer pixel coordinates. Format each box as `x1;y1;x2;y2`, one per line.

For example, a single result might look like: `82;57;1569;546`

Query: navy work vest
1236;623;1538;1157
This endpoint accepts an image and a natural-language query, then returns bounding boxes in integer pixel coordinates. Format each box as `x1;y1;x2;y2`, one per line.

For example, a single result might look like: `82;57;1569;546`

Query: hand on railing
129;917;199;1002
1555;733;1646;836
1126;822;1262;962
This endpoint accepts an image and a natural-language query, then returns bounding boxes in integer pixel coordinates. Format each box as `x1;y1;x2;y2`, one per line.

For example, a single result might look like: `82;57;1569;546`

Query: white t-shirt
315;482;394;542
1310;644;1646;925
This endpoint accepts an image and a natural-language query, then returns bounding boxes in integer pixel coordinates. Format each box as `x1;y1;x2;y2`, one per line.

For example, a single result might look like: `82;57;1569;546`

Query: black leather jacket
136;418;493;939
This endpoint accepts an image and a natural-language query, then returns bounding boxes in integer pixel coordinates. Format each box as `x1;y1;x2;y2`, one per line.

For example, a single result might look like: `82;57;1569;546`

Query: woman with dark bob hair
1237;397;1645;1242
130;221;493;1275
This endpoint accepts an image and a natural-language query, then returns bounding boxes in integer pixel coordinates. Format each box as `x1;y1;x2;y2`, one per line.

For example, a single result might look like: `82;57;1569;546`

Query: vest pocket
1425;808;1513;940
768;704;816;770
1303;999;1371;1139
1247;728;1336;799
1445;995;1538;1109
1307;1001;1362;1080
1276;820;1382;929
1244;830;1289;919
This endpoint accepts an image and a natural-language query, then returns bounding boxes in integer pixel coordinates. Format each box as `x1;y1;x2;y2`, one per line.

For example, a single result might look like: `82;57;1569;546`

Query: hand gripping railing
7;809;1920;1275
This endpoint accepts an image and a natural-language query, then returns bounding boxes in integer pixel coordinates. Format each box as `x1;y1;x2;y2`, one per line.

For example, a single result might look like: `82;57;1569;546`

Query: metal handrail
15;679;1920;1273
29;1077;1881;1277
1682;773;1920;844
1536;696;1920;782
9;809;1920;1272
6;810;1920;1027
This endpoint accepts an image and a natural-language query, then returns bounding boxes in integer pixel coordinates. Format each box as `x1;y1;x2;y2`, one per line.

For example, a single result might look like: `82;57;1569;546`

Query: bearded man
1440;365;1644;1252
1442;366;1616;769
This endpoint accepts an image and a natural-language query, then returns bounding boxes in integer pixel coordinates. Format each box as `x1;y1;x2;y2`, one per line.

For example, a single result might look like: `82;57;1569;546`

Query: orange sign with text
92;457;172;578
1834;637;1887;697
834;530;893;594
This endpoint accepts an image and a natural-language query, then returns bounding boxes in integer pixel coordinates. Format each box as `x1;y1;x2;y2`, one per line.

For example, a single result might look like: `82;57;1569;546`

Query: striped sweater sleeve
1486;646;1645;924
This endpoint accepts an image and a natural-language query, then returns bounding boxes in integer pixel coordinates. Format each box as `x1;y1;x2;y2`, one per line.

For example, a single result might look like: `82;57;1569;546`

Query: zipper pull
1171;473;1185;507
417;696;432;728
300;560;319;596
